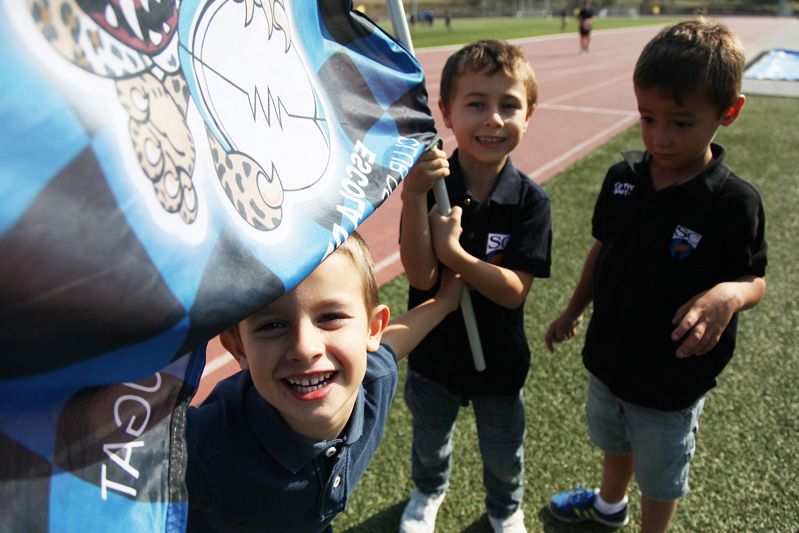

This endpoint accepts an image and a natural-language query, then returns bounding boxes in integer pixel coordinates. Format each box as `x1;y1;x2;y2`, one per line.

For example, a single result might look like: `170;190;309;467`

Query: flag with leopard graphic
0;1;434;530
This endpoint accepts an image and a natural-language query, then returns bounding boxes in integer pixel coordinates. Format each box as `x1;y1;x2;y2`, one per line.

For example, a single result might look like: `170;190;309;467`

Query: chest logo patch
486;233;510;263
670;225;702;260
613;182;635;196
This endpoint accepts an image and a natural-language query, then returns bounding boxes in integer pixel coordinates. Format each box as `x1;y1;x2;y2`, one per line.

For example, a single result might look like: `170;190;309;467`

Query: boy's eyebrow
462;90;523;101
307;292;361;311
247;307;278;320
312;297;350;308
637;105;694;117
245;296;353;321
461;90;488;98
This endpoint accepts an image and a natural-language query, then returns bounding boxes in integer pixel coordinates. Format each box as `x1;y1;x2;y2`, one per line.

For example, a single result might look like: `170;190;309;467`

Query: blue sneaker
549;486;629;528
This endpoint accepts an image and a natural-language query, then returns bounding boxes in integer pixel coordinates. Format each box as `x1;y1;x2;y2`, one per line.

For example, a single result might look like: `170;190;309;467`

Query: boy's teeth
286;372;333;388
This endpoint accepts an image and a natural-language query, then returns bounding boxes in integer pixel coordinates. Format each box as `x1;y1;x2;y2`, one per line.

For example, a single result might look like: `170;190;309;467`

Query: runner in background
577;0;597;53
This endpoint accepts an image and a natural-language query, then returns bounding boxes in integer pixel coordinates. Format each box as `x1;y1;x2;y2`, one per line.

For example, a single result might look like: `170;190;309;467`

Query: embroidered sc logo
486;233;510;263
670;225;702;260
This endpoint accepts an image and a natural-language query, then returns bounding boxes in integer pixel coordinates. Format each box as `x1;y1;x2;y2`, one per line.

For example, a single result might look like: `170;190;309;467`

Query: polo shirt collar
245;377;366;473
623;143;730;199
450;150;521;205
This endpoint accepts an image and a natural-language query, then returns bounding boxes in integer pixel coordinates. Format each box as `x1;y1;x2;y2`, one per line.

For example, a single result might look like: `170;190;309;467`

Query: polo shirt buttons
333;475;341;488
463;197;472;207
324;446;337;458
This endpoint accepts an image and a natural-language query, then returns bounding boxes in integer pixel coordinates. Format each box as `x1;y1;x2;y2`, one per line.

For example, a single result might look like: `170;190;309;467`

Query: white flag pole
385;1;486;372
429;162;487;372
386;1;415;55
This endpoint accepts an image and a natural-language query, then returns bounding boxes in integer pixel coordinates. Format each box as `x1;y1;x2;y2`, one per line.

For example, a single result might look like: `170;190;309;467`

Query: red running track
194;17;793;404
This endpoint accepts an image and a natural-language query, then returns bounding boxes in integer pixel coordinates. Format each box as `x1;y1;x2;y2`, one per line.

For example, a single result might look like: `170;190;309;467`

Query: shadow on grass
339;501;404;533
536;504;621;532
339;501;494;532
459;514;491;532
342;502;623;532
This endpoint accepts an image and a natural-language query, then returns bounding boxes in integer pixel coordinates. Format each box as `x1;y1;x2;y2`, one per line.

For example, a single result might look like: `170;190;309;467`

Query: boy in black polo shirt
185;232;463;532
399;40;552;532
545;19;767;532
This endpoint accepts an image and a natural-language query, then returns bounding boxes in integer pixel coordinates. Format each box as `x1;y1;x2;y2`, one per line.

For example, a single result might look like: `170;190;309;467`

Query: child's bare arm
545;240;602;352
428;205;532;309
399;147;449;290
671;275;766;358
381;269;464;359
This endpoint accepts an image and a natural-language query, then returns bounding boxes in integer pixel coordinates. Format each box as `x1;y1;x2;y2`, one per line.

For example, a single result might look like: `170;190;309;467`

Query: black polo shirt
584;144;767;410
185;344;398;532
406;151;552;396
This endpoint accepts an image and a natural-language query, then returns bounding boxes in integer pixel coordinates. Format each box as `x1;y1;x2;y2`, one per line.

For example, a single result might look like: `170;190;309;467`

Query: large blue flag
0;0;433;530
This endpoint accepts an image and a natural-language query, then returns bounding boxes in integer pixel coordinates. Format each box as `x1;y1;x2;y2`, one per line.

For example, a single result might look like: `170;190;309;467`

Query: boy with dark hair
399;39;552;533
185;232;463;532
545;19;767;532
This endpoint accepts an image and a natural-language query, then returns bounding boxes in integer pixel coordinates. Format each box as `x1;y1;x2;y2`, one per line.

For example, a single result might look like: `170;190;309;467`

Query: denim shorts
586;373;705;501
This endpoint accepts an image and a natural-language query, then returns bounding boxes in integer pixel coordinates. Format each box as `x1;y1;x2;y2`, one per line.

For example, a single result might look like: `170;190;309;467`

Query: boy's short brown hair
440;39;538;111
332;231;378;312
634;18;745;114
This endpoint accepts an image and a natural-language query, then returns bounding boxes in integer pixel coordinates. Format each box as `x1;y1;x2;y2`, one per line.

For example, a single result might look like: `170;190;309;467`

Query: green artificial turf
398;17;678;49
333;94;799;532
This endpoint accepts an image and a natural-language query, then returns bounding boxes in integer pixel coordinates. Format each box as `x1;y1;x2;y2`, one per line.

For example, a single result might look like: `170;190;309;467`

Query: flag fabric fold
0;1;433;530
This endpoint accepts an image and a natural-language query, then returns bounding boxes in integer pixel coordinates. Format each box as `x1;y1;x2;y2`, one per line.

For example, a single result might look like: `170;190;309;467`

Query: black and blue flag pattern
0;0;434;530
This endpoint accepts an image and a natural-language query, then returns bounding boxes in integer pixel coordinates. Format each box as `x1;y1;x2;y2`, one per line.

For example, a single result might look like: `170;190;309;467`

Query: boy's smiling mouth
476;135;505;144
283;371;337;396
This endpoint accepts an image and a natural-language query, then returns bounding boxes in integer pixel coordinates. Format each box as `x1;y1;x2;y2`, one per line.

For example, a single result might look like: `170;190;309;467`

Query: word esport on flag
0;0;435;530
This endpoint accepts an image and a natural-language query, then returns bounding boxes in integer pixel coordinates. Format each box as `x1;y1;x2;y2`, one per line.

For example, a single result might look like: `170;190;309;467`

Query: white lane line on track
527;113;638;181
375;250;401;274
538;103;634;116
544;71;632;104
202;351;235;378
417;25;666;54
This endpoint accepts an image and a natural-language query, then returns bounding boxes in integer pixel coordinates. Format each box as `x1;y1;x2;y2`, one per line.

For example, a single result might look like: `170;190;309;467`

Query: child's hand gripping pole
428;138;487;372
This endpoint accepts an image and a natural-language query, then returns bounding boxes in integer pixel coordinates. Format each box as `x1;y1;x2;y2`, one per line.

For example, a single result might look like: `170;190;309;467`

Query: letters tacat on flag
0;1;435;530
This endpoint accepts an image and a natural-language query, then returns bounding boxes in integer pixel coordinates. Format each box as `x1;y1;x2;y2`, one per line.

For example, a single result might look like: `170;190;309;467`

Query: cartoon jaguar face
22;0;197;223
27;0;180;76
75;0;177;55
182;0;331;230
22;0;338;233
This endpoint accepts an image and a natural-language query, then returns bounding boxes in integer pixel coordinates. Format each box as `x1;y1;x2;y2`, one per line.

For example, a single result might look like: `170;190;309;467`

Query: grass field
402;16;678;48
332;94;799;532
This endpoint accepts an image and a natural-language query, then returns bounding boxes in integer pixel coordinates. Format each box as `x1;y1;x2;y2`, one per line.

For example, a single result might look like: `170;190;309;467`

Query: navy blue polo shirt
407;151;552;395
185;343;398;532
584;144;767;410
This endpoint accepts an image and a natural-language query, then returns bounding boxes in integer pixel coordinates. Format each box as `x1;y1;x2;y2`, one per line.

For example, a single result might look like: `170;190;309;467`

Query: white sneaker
399;489;446;533
488;508;526;533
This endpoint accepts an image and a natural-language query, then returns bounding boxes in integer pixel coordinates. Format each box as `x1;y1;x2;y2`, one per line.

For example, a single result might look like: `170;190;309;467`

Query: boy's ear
526;102;537;121
366;304;390;352
721;95;746;126
523;103;537;130
438;99;453;129
219;326;249;371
